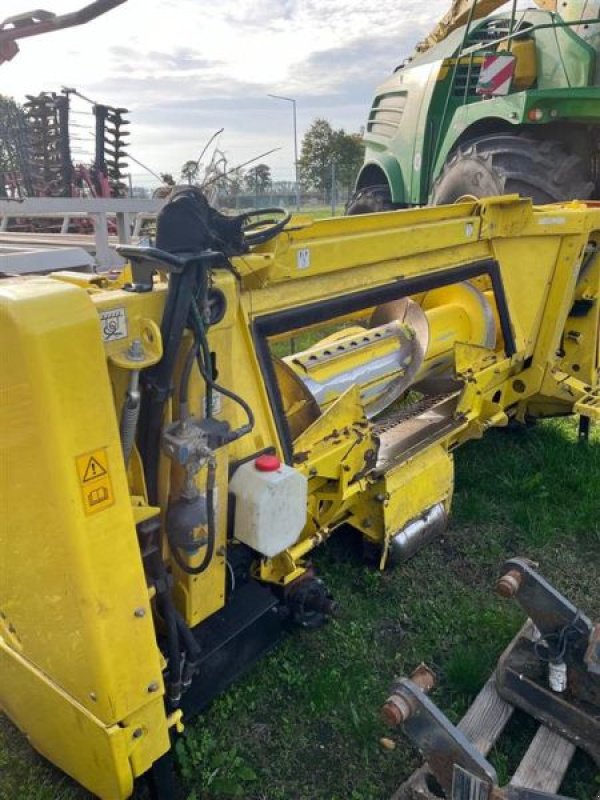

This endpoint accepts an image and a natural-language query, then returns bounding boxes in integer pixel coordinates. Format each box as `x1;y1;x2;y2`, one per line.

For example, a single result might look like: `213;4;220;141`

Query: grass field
1;416;599;800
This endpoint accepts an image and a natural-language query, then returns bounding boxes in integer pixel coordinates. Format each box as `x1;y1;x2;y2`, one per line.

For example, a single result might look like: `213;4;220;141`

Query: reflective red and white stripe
476;54;516;96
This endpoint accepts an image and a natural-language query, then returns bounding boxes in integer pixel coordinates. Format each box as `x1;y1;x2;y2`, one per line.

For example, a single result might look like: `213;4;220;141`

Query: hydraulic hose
178;340;197;420
168;459;217;576
174;607;202;688
160;590;182;707
189;297;255;439
139;265;201;505
146;536;183;708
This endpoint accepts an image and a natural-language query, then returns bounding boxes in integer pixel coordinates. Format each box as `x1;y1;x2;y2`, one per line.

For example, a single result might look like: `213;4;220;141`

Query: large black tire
346;184;393;215
430;135;594;205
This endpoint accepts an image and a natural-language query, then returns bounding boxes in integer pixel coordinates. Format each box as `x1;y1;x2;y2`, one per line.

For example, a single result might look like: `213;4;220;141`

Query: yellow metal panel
491;236;568;352
383;445;454;537
0;279;166;726
1;639;170;800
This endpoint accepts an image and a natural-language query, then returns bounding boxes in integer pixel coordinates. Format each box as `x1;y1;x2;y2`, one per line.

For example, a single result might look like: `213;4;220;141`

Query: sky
2;0;458;188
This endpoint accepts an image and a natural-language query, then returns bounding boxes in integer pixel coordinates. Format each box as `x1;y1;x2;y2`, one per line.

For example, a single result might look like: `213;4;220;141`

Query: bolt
382;693;413;727
89;692;97;702
147;681;160;693
375;493;386;503
496;569;523;599
132;728;144;740
127;338;145;362
134;607;146;618
410;663;436;693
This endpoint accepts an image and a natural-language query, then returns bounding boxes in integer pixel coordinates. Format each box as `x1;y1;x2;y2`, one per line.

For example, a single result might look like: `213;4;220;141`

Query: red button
255;454;281;472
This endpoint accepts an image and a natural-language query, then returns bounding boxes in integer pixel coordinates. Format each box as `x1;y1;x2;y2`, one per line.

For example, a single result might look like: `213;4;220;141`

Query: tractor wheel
430;135;594;206
346;184;393;215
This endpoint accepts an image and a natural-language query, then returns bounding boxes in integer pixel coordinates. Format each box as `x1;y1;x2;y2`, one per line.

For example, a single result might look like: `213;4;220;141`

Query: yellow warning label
76;448;114;515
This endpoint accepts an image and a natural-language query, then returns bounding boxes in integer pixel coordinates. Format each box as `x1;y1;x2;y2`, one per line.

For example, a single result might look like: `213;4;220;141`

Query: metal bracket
383;666;497;796
495;558;599;763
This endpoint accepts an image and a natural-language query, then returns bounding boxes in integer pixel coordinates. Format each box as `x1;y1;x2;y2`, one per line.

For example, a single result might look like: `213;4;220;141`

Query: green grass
1;418;599;799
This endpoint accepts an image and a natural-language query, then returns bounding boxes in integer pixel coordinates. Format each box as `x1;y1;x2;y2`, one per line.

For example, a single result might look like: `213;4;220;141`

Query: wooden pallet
392;623;586;800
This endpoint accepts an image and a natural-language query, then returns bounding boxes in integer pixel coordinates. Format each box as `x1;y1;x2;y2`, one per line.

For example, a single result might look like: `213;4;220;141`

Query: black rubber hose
189;298;254;438
176;607;202;689
174;608;202;661
150;554;183;708
161;592;182;706
139;266;201;504
168;459;217;576
178;340;197;413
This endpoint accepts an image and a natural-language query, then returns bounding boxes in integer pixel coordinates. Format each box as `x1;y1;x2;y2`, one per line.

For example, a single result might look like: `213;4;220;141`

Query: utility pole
330;162;336;216
267;94;300;211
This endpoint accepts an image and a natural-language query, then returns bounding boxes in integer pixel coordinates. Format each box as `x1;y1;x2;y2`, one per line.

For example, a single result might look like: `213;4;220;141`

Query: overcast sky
2;0;457;187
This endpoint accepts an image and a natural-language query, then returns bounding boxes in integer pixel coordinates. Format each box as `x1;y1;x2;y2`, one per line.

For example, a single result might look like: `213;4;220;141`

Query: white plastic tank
229;454;308;557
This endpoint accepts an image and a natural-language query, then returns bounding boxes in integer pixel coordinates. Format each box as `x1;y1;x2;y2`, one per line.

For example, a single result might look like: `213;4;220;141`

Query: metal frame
0;197;164;268
252;257;515;463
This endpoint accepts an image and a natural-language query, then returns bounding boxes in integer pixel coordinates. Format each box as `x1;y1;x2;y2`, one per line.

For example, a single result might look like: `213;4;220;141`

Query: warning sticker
100;307;128;342
297;248;311;270
76;448;114;515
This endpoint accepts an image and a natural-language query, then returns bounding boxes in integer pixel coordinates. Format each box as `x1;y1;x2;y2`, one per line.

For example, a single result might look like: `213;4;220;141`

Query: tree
245;163;271;194
180;160;199;184
299;119;365;200
298;118;334;195
331;131;365;200
160;172;175;186
225;167;245;197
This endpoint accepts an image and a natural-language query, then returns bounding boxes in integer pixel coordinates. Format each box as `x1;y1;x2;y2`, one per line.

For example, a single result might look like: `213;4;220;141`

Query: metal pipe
389;503;448;563
267;94;300;210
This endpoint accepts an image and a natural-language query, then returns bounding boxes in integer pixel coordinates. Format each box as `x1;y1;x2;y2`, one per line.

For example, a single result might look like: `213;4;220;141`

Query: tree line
0;93;365;204
178;118;365;203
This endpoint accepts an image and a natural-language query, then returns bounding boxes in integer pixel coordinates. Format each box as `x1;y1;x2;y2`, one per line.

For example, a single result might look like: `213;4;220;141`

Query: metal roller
282;283;496;424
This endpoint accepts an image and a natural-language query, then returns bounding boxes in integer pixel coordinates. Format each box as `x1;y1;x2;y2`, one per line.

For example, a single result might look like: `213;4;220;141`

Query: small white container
229;454;308;557
549;659;568;693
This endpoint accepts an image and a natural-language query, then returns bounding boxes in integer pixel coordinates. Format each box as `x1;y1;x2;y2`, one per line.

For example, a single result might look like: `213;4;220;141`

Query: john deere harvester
348;0;600;212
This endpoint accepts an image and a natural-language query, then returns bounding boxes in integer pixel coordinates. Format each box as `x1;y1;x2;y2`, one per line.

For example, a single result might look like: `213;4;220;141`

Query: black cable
179;340;197;410
148;548;183;708
533;614;583;662
174;608;202;661
189;297;255;438
168;460;217;576
160;590;182;706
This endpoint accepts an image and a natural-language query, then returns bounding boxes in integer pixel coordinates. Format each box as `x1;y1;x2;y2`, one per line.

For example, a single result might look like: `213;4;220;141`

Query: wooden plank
510;726;576;793
458;675;514;755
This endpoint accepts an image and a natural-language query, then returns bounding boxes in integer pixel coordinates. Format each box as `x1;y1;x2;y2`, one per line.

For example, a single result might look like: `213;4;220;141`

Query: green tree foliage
332;130;365;198
180;160;199;184
224;167;245;197
299;118;364;198
245;163;271;194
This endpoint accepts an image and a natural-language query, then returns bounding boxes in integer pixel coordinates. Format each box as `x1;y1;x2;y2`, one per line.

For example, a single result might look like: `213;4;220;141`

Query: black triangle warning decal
83;456;107;482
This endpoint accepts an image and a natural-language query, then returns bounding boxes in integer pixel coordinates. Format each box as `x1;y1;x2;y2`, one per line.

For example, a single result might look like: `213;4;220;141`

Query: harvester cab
348;0;600;213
